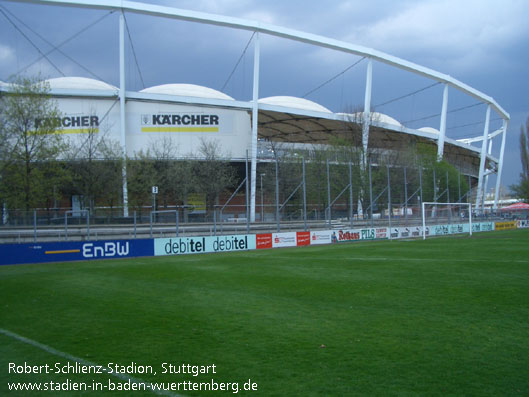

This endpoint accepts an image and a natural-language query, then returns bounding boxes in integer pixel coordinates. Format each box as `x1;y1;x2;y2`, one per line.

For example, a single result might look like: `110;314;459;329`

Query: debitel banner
154;234;256;256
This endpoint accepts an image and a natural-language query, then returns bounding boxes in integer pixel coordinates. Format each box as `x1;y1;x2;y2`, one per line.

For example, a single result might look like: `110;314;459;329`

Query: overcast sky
1;0;527;192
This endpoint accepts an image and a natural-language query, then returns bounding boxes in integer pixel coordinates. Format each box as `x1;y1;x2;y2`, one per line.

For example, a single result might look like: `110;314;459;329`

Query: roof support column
494;119;508;210
362;58;373;165
250;32;260;223
119;11;129;217
437;84;448;160
475;105;490;214
482;138;493;213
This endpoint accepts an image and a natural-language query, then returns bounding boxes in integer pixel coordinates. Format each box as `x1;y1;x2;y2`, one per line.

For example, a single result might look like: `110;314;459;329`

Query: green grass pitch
1;229;528;396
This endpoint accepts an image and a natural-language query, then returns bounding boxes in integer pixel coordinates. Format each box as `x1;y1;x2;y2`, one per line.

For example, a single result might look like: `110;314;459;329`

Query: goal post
421;202;472;240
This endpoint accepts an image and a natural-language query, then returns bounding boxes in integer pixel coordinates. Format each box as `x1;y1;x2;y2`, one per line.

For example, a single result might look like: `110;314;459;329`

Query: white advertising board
271;232;297;248
51;97;252;159
127;101;251;158
517;220;529;229
334;228;380;242
154;234;256;256
310;230;333;245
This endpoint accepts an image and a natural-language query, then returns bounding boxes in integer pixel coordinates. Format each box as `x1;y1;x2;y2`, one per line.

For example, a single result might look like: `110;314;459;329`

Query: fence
0;157;506;243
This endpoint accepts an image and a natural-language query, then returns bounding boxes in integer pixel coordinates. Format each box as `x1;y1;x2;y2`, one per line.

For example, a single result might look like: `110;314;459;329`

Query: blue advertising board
0;239;154;266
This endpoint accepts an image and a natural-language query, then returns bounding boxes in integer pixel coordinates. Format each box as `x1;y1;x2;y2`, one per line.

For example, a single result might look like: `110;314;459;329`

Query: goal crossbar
421;202;472;240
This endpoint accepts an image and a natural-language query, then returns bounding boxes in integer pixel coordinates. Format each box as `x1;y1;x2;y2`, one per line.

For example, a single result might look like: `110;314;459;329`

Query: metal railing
0;158;503;244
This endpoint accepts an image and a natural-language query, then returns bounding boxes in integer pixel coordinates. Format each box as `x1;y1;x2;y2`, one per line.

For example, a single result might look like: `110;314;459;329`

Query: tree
0;76;67;211
194;138;236;218
167;158;195;222
66;117;123;216
126;148;157;217
511;117;529;202
414;142;469;203
147;137;181;209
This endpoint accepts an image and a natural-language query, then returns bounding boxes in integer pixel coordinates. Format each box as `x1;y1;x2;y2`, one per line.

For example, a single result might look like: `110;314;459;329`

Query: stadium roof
258;96;331;113
46;77;117;91
140;83;234;100
0;75;490;174
418;127;440;135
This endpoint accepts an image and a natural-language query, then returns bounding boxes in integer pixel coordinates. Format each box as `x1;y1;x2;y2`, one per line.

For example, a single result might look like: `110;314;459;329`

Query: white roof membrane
46;77;117;91
140;84;234;100
259;96;331;113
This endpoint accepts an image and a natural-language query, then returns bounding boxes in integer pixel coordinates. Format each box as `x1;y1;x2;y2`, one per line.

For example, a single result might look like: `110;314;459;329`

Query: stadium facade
1;0;510;222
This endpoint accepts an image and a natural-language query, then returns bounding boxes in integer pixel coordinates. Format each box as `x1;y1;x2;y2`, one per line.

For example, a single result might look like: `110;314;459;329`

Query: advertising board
495;221;517;231
389;228;400;239
375;228;388;239
390;226;428;239
335;229;360;242
335;228;377;242
472;222;494;232
127;102;251;159
517;220;529;228
256;233;273;249
449;223;468;234
1;220;504;266
296;232;311;246
0;239;154;266
154;234;256;256
480;222;494;231
272;232;297;248
409;226;422;238
310;230;332;245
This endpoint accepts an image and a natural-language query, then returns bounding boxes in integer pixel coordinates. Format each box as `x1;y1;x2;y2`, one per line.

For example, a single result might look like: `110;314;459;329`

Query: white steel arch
12;0;510;120
6;0;510;217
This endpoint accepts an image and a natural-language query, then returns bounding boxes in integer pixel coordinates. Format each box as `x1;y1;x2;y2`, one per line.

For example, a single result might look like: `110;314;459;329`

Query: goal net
421;202;472;240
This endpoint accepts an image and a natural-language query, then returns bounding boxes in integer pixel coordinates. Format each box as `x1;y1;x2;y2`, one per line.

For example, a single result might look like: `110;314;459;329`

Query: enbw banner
0;239;154;266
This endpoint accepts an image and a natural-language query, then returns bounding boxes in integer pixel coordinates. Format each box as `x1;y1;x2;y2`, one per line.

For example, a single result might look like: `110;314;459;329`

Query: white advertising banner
389;226;428;239
154;234;256;256
389;228;401;239
517;220;529;229
271;232;297;248
472;222;494;232
408;226;423;238
375;228;389;239
389;227;420;239
334;228;380;242
127;101;251;158
310;230;333;245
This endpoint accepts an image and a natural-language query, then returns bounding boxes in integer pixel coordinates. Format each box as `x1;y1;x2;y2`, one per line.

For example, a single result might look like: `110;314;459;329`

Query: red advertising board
296;231;311;246
256;233;273;249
